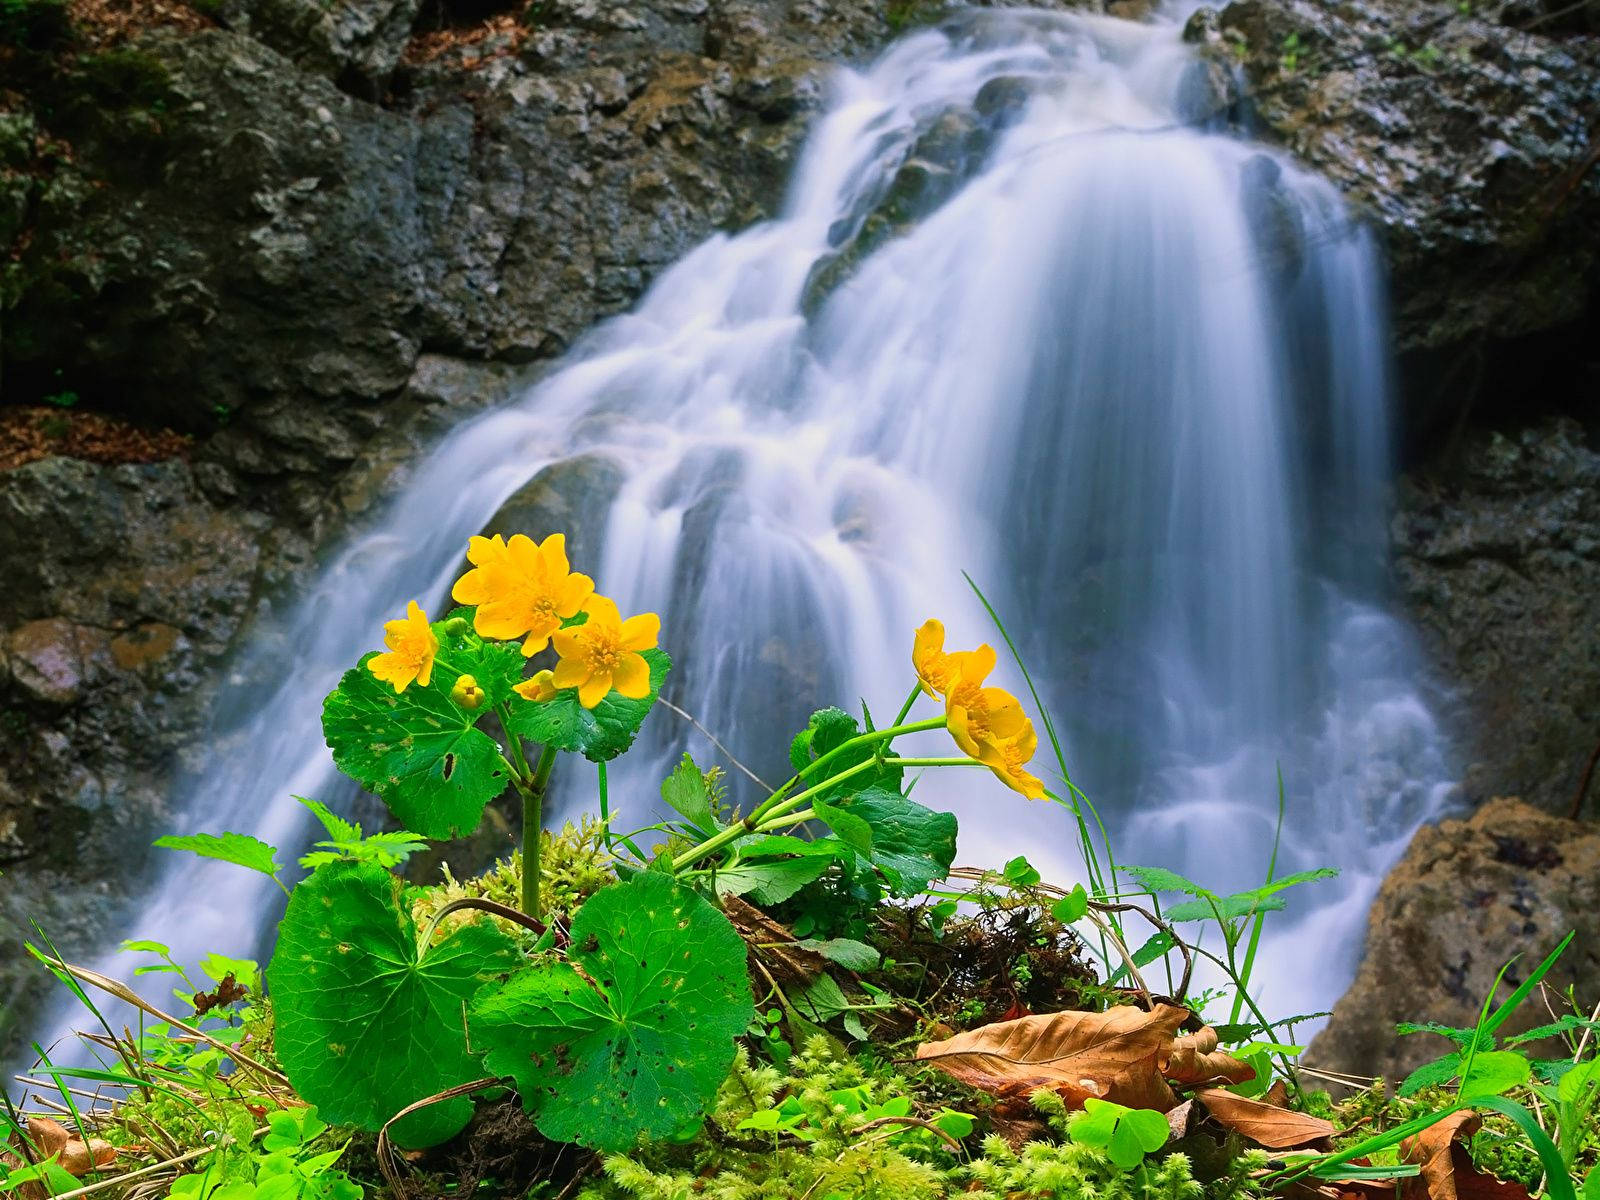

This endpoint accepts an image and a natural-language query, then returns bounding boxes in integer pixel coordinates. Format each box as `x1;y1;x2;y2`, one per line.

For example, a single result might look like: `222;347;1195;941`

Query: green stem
883;757;983;767
747;716;947;826
890;684;923;730
521;745;557;919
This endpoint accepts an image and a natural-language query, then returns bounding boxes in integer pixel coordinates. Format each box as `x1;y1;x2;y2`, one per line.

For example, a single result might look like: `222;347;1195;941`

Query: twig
418;896;550;948
375;1077;501;1194
35;957;288;1089
852;1114;963;1154
1571;996;1600;1063
552;1153;602;1200
1568;732;1600;820
659;697;773;791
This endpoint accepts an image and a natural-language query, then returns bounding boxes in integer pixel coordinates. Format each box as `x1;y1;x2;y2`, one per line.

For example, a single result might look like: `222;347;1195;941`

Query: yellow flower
912;619;997;699
551;596;660;709
451;533;594;657
941;653;1046;800
367;601;438;694
451;674;485;710
512;669;558;704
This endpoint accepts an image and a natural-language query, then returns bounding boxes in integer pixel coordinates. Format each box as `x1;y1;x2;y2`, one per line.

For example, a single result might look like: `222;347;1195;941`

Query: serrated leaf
1163;894;1286;923
322;649;511;839
154;832;280;880
1459;1050;1531;1101
1505;1015;1600;1046
1396;1021;1486;1051
1235;867;1340;901
793;972;852;1024
268;862;518;1147
714;856;832;905
1120;865;1210;897
294;796;358;843
812;799;873;854
829;787;957;896
661;754;718;833
470;871;753;1151
503;648;671;763
798;938;881;972
1397;1052;1462;1098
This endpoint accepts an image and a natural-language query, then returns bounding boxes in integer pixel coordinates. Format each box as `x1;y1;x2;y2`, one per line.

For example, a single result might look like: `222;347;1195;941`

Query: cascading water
39;3;1457;1052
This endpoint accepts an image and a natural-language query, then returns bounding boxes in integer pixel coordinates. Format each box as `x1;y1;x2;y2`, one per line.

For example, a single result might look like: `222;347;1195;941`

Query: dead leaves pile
2;1117;117;1199
914;1005;1538;1200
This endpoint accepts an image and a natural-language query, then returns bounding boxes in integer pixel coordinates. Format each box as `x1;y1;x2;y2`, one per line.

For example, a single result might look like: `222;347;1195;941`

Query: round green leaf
321;626;522;837
269;862;519;1147
469;870;753;1150
503;648;671;763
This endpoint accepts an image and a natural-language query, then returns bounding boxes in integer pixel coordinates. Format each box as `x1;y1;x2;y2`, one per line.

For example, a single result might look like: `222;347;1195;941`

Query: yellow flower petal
619;612;660;652
551;657;588;690
611;652;650;698
577;672;612;709
513;669;558;703
367;601;436;694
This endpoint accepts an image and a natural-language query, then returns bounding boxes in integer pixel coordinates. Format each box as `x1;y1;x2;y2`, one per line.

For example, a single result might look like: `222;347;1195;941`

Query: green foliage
268;862;519;1147
322;639;515;839
788;706;903;802
154;832;281;882
293;795;427;869
1068;1099;1171;1169
167;1106;364;1200
470;872;754;1150
504;647;671;763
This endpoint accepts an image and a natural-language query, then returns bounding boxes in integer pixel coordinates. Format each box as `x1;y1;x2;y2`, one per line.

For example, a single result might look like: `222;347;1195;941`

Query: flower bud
451;673;485;709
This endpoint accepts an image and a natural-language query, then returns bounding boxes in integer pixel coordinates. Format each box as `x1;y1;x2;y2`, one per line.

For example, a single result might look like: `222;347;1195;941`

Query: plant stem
746;716;947;826
521;745;557;919
883;757;982;767
890;684;922;730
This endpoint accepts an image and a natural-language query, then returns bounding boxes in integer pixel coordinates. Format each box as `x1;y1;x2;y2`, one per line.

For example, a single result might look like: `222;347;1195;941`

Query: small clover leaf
268;862;518;1147
470;871;753;1150
503;648;671;763
1068;1098;1169;1170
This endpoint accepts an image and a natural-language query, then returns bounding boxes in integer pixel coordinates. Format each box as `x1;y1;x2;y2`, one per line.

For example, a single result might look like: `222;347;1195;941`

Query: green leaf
1556;1058;1600;1105
1003;856;1041;888
322;649;512;839
829;786;957;896
1396;1021;1485;1051
1234;868;1340;901
812;799;873;854
470;871;753;1151
714;856;832;905
296;795;359;843
1397;1052;1462;1098
1163;894;1286;923
504;648;671;763
268;862;518;1147
798;938;881;972
1505;1015;1600;1046
1108;930;1177;985
1473;1096;1577;1200
1483;932;1576;1038
1581;1166;1599;1200
1119;865;1210;897
661;754;719;834
120;939;171;956
1051;885;1089;924
1068;1099;1168;1170
793;972;852;1024
154;832;280;880
1459;1050;1531;1100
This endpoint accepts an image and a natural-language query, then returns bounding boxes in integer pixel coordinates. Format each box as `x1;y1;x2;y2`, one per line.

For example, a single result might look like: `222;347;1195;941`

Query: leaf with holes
268;862;518;1148
322;618;522;838
469;870;753;1150
503;649;671;763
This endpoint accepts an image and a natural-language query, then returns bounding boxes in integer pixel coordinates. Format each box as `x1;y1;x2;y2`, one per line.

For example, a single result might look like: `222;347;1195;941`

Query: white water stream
41;4;1456;1054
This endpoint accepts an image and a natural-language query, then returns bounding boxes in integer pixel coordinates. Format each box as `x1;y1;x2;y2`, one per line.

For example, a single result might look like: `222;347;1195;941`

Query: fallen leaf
1401;1111;1531;1200
1262;1079;1291;1108
192;972;250;1015
58;1138;116;1175
915;1004;1188;1110
24;1119;69;1158
1165;1026;1256;1086
1195;1087;1335;1148
1165;1099;1195;1140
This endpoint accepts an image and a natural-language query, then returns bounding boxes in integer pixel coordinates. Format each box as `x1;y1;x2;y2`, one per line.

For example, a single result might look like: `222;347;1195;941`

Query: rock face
1394;417;1600;817
1309;798;1600;1082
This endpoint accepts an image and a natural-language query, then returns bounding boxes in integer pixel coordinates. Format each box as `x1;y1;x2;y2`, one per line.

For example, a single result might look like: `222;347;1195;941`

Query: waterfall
39;5;1455;1052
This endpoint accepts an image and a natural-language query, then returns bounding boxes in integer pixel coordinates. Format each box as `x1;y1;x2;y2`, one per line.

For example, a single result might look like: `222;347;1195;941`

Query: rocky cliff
2;0;1598;1063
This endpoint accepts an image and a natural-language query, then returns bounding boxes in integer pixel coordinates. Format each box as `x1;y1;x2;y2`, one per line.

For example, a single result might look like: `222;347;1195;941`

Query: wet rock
4;620;109;706
1218;0;1600;357
226;0;424;96
482;454;628;572
1308;797;1600;1083
1393;417;1600;817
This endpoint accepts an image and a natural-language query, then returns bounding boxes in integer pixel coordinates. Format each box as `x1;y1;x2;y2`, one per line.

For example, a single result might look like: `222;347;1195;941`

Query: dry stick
1571;995;1600;1063
851;1115;964;1154
375;1077;501;1194
1568;732;1600;820
659;697;774;791
552;1153;602;1200
37;958;288;1090
33;1125;270;1200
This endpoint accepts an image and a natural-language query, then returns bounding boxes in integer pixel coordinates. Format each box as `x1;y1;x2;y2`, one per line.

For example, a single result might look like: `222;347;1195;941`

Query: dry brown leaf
1401;1112;1532;1200
1165;1099;1196;1140
1195;1087;1335;1148
1166;1026;1257;1087
915;1003;1188;1109
58;1137;116;1176
23;1119;69;1159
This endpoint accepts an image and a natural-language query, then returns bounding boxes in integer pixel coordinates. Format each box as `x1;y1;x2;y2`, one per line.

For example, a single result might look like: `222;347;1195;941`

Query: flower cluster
913;620;1046;800
366;533;659;710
